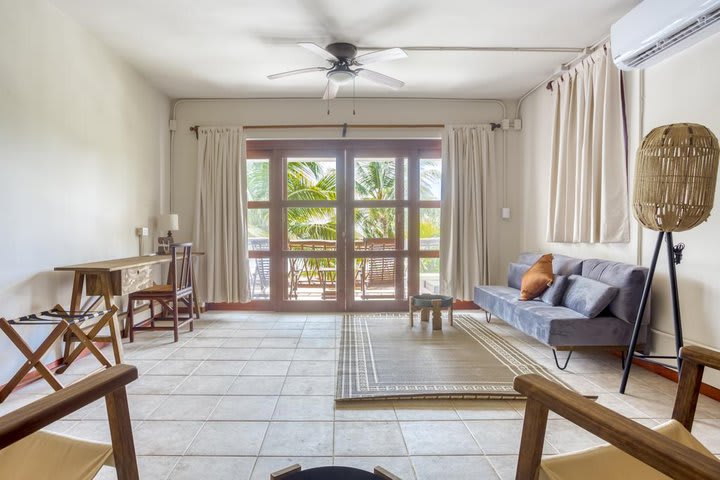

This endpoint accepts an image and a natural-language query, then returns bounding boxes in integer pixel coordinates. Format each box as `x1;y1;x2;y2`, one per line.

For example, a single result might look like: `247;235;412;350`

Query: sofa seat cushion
474;286;645;348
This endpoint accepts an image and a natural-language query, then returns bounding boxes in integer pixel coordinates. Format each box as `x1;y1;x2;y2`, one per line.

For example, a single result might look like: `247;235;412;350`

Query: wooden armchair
0;364;139;479
514;345;720;480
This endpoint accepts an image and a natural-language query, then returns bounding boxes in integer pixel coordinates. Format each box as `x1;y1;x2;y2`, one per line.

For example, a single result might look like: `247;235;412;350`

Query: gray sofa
473;253;650;369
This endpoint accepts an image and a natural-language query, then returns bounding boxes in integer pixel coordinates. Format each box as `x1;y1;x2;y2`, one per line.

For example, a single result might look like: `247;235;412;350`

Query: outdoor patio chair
359;238;397;299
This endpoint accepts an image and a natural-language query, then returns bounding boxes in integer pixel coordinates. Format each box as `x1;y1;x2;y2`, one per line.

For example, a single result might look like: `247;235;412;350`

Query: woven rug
336;313;572;401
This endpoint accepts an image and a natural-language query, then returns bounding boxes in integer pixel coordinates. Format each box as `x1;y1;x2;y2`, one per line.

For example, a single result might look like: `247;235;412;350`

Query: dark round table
283;466;385;479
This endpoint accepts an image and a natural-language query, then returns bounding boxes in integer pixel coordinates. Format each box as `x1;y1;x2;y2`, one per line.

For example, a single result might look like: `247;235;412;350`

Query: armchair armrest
514;374;720;480
681;345;720;370
0;364;138;449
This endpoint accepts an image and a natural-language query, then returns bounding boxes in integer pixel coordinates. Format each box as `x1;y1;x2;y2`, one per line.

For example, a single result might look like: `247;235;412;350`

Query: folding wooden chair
0;365;139;480
0;305;117;402
514;345;720;479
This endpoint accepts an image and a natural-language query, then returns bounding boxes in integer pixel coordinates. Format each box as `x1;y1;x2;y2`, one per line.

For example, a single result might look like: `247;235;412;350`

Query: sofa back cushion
581;259;649;324
562;275;619;318
508;263;531;289
518;253;583;276
541;274;569;306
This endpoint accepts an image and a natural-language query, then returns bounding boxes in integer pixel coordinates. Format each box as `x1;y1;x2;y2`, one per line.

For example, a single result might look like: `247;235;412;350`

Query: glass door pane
348;154;407;309
281;154;342;310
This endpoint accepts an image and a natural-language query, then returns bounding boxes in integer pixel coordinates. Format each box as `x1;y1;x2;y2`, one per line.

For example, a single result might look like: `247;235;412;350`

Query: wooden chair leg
105;386;139;480
270;464;301;479
515;397;549;480
408;298;414;326
172;297;179;342
374;466;401;480
188;294;194;332
127;299;135;343
673;358;705;431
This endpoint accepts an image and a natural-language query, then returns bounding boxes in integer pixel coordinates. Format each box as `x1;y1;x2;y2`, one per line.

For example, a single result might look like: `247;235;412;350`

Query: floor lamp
620;123;719;394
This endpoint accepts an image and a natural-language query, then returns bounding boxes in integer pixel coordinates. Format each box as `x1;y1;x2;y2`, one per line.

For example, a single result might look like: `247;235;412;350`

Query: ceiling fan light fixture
327;69;355;85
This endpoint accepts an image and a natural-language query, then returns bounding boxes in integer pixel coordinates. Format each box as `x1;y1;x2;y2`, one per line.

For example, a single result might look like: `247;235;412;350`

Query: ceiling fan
267;42;407;99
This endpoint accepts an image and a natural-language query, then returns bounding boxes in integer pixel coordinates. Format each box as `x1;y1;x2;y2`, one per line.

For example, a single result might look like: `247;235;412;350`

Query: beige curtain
547;44;630;243
440;125;494;300
193;126;250;303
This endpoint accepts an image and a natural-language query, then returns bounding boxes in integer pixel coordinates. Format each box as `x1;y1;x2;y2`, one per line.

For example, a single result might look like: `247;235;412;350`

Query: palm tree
246;158;441;243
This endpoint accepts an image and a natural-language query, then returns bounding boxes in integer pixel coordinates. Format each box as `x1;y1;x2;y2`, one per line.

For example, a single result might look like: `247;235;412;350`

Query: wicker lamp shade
633;123;719;232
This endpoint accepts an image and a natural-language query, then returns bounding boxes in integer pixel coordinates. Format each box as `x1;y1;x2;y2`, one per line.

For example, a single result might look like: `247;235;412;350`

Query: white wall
517;33;720;387
0;0;170;383
172;98;522;290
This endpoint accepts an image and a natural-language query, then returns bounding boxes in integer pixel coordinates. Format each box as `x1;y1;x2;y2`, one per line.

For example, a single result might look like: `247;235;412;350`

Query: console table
55;253;203;363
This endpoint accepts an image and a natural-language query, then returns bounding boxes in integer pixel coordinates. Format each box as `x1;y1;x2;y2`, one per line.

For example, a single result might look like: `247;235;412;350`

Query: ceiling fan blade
356;69;405;89
298;42;338;62
322;80;340;100
354;48;407;65
267;66;328;80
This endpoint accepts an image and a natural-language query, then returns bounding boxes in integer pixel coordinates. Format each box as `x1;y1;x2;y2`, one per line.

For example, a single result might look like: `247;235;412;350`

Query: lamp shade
158;213;179;232
633;123;719;232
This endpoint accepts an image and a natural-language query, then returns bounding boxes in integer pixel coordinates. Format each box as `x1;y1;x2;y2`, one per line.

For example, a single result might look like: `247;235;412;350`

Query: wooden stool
409;294;454;331
0;305;118;402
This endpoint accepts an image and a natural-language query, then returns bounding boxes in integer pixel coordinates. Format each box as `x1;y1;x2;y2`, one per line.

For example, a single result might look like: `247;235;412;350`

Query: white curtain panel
547;45;630;243
193;127;251;303
440;125;494;300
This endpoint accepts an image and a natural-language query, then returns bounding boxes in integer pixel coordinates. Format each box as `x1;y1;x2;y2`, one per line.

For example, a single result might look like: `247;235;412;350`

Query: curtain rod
189;123;502;139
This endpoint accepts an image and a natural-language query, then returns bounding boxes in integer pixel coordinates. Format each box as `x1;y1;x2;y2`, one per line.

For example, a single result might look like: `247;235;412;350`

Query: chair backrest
169;243;193;292
359;238;396;286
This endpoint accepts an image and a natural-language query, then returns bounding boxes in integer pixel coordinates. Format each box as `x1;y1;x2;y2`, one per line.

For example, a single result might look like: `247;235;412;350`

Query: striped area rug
336;313;571;401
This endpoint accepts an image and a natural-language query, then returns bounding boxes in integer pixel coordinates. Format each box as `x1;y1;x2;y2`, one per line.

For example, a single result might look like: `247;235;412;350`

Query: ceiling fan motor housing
326;42;358;61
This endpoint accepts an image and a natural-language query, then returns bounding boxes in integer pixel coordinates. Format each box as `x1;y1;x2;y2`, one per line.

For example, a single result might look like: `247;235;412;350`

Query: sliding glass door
245;140;440;312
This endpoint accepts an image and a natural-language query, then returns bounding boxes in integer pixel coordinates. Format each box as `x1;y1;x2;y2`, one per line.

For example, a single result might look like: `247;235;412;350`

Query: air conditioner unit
611;0;720;70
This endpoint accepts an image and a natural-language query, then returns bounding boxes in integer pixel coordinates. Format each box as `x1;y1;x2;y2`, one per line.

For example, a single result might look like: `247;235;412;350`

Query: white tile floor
3;311;720;479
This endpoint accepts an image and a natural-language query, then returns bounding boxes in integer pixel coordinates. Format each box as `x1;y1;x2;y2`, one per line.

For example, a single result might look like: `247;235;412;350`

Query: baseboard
207;301;480;311
622;353;720;402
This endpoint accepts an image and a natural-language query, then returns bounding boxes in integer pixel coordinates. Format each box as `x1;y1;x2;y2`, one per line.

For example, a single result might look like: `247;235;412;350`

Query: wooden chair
514;345;720;480
128;243;194;342
0;365;139;480
359;238;396;299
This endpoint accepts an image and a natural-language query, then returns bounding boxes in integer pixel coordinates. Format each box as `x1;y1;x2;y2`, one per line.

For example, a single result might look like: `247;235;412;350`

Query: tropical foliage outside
246;158;441;278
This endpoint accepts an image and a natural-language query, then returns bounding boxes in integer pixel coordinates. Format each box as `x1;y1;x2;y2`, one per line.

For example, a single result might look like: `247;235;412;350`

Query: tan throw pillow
520;254;554;301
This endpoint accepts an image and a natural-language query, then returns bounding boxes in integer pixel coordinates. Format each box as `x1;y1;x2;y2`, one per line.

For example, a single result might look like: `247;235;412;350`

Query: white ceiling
49;0;640;99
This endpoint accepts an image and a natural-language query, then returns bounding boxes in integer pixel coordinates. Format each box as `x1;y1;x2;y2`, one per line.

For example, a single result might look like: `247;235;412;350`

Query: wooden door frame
219;139;441;312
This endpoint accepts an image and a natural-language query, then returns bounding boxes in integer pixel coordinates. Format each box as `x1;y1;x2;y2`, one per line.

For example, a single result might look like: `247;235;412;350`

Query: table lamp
620;123;719;393
157;213;179;254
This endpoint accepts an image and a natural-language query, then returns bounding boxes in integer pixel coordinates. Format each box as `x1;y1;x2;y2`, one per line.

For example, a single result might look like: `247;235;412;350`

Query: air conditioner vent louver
625;6;720;68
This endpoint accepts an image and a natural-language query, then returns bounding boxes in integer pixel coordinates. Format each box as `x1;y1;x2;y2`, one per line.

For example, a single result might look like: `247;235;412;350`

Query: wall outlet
135;227;149;237
501;207;511;219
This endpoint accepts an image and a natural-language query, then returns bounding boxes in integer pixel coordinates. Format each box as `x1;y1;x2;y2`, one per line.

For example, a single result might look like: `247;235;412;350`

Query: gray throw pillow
507;263;530;289
541;275;569;306
561;275;619;318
